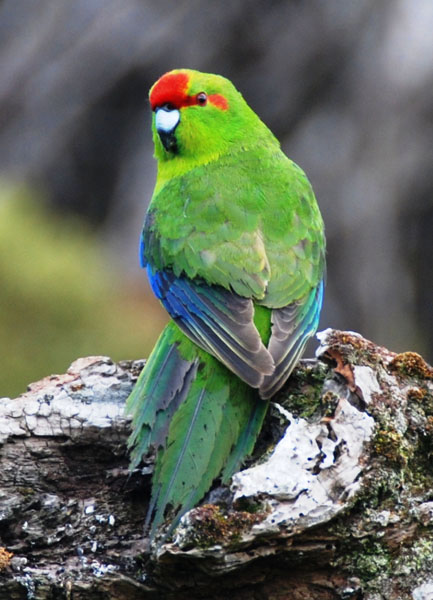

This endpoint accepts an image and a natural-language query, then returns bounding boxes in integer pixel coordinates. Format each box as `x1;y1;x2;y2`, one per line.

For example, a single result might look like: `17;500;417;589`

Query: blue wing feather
139;233;147;269
146;266;274;388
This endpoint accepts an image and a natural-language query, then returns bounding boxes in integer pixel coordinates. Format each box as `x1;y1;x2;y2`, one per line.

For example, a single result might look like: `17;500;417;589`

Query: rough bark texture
1;330;433;599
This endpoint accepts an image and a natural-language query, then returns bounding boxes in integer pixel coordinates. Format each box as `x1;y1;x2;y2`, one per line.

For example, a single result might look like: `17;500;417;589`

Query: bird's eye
196;92;207;106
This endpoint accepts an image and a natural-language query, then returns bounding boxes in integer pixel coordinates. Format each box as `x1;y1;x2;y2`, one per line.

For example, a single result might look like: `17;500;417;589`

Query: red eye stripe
150;72;229;111
208;94;228;110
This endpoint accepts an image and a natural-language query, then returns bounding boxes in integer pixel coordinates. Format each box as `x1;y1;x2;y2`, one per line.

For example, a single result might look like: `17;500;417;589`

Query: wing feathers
259;280;324;399
145;268;323;401
148;268;274;388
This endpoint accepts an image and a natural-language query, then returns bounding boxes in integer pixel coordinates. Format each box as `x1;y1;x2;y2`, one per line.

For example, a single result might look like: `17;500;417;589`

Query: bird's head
149;69;277;172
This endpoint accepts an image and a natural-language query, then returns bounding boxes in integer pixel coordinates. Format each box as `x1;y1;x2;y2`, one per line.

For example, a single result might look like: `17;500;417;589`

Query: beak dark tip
158;130;178;154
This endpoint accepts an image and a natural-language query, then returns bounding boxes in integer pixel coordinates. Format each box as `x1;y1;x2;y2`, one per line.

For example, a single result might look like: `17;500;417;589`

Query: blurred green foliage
0;183;167;398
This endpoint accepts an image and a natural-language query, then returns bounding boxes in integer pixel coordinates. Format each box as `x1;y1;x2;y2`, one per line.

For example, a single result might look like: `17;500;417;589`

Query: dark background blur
1;0;432;397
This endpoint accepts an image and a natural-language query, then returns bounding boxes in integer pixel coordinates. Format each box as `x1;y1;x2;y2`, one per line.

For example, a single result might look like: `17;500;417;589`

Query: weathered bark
0;330;433;599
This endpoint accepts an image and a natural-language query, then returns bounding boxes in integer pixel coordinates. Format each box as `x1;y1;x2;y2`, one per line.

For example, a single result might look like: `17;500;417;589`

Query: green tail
126;321;268;537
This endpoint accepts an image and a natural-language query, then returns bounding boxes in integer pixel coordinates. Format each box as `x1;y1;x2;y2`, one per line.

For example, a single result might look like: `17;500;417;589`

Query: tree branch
1;331;433;599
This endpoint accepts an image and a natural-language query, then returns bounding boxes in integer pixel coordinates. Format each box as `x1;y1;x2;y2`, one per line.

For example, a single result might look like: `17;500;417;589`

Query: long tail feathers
221;393;268;483
126;324;198;470
126;322;267;539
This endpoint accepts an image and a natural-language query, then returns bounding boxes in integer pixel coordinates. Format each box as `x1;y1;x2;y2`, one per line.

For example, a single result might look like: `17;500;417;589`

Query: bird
126;69;325;538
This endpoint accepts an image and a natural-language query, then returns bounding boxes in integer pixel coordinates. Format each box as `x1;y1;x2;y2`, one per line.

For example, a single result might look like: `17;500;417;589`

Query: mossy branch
0;330;432;599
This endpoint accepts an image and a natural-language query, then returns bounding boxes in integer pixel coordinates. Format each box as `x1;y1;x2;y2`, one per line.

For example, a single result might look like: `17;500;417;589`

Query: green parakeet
126;69;325;537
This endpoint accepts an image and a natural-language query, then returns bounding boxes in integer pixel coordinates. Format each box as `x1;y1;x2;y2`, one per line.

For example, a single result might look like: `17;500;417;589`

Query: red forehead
149;71;229;111
149;72;190;111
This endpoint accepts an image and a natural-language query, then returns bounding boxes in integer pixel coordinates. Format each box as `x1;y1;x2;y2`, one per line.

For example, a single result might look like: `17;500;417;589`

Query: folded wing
147;267;275;389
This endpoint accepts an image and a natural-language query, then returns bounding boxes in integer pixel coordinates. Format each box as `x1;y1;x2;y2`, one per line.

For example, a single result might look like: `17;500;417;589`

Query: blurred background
1;0;432;397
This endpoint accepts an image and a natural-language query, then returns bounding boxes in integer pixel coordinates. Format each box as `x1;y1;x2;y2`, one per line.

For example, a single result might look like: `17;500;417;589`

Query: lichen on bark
0;330;432;599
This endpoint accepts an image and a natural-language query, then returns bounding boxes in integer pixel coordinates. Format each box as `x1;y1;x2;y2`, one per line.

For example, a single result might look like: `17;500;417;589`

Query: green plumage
145;147;323;305
126;69;325;538
127;322;267;536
